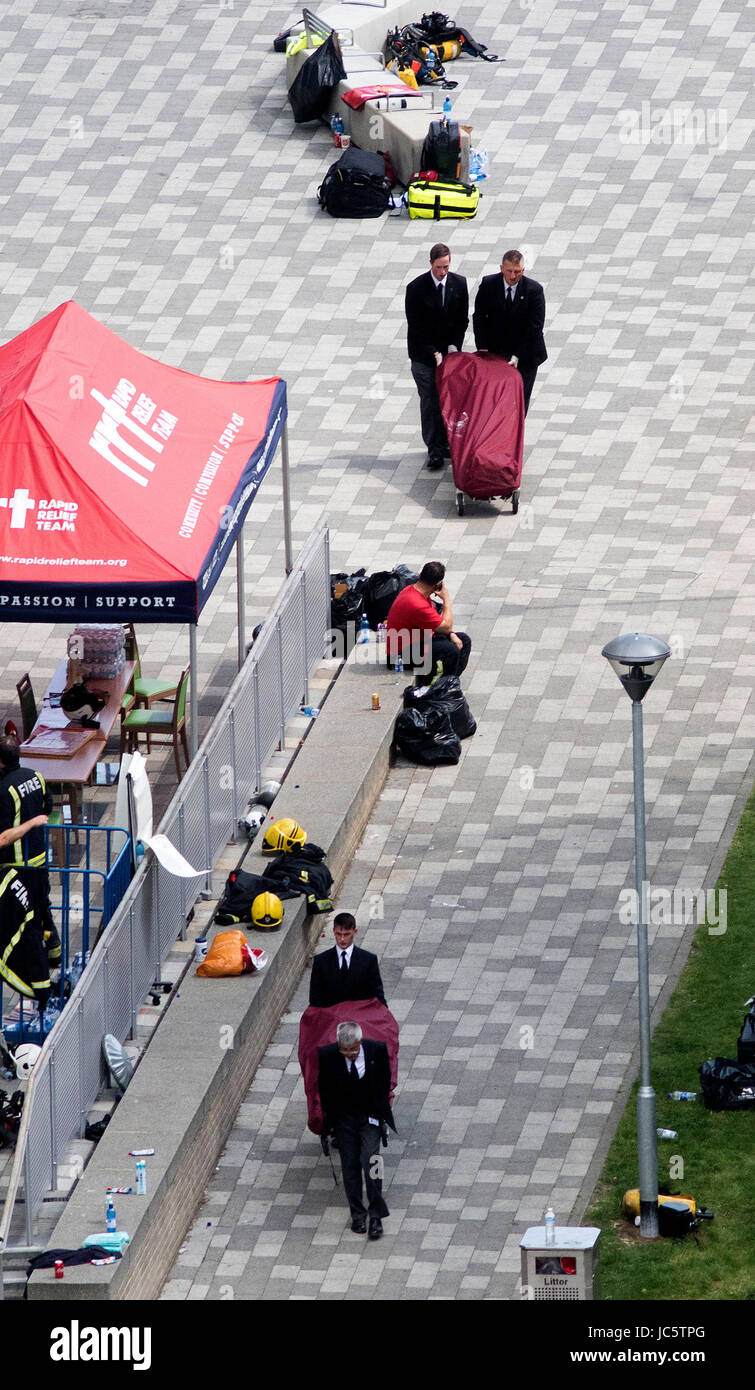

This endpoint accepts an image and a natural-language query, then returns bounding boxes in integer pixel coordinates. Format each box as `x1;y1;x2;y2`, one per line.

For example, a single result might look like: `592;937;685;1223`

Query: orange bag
197;930;254;977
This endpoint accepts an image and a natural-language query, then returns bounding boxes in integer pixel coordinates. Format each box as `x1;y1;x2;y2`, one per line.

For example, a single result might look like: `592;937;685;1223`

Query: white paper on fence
144;833;207;878
115;752;206;877
114;751;153;841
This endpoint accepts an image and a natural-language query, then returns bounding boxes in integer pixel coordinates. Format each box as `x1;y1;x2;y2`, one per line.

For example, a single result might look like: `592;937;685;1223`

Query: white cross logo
0;489;36;528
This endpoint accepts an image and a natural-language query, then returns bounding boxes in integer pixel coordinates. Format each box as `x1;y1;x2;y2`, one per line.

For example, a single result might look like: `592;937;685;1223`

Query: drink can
54;1259;64;1279
371;693;380;711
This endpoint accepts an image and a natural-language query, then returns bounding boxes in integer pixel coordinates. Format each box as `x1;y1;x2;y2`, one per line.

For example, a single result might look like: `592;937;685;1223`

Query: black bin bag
288;32;347;123
329;569;366;654
393;704;461;766
737;1005;755;1064
362;564;417;628
699;1057;755;1110
403;674;476;739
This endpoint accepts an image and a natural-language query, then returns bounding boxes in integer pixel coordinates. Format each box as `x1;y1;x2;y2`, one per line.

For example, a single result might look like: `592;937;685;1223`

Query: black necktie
340;951;348;974
438;281;445;309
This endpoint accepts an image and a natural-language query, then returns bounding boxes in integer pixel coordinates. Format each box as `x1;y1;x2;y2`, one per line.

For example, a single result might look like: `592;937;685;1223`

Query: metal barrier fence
0;827;132;1045
0;523;330;1261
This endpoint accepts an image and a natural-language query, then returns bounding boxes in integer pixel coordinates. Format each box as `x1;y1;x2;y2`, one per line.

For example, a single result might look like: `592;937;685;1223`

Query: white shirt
338;943;355;968
346;1045;379;1125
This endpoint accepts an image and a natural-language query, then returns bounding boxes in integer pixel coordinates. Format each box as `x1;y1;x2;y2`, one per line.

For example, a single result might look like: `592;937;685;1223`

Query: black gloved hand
320;1133;330;1157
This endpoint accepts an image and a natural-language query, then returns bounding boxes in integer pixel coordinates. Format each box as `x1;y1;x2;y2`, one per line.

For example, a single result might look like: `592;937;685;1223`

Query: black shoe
368;1217;383;1240
427;454;444;471
351;1216;367;1234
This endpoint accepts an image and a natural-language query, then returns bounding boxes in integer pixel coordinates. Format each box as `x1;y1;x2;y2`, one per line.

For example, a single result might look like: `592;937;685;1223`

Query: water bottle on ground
395;653;403;680
358;614;370;644
106;1198;117;1232
442;94;452;125
657;1128;678;1139
544;1206;556;1246
135;1159;147;1195
668;1090;696;1101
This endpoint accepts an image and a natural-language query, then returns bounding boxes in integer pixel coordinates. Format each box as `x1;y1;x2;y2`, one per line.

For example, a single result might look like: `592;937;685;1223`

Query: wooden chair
16;674;37;739
120;669;190;780
124;624;179;709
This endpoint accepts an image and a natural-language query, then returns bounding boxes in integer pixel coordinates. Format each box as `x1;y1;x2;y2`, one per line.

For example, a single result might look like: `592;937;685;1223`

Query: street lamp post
602;632;672;1240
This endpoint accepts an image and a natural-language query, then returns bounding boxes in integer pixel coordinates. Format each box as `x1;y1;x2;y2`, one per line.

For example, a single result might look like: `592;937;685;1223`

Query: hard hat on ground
262;818;306;854
251;892;284;930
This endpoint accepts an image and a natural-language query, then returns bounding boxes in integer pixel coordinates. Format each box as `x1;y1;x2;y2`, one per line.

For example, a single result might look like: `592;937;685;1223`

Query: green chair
124;623;179;707
123;624;180;751
119;668;190;780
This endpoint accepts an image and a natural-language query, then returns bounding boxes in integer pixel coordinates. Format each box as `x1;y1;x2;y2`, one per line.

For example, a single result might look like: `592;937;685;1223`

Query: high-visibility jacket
0;867;51;1002
0;765;53;868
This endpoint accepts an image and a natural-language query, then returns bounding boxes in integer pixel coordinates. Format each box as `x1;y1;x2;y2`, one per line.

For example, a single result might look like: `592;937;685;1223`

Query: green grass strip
584;787;755;1300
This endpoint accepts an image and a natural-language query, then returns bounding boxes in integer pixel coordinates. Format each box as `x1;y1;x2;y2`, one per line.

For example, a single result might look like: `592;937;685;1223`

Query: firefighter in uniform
0;734;61;967
0;865;51;1012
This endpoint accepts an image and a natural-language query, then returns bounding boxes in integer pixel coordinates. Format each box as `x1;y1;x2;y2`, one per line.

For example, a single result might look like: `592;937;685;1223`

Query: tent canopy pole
281;420;293;576
189;624;198;757
236;526;245;672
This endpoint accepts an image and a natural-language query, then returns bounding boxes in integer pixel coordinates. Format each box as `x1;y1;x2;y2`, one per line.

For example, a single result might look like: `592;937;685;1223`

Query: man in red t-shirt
386;561;471;680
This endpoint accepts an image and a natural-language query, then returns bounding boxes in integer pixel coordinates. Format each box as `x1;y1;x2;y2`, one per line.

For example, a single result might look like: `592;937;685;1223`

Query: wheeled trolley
437;351;524;515
298;997;399;1134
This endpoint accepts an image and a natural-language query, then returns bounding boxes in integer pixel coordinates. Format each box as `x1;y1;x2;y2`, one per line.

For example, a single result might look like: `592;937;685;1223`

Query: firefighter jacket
0;764;53;869
0;866;51;1003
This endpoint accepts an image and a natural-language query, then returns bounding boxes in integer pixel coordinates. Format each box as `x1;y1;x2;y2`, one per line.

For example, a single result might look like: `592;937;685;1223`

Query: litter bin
520;1226;601;1300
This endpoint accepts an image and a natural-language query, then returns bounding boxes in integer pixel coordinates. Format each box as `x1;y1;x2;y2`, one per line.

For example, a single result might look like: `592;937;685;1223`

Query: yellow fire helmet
261;818;307;854
251;892;284;931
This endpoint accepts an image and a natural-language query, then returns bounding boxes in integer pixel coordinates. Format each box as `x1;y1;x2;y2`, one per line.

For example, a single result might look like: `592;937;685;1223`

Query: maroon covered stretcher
298;998;399;1134
437;351;524;515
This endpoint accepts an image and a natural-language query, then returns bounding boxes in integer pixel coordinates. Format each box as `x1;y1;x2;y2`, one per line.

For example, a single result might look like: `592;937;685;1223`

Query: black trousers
410;361;448;459
334;1114;389;1220
430;631;471;679
387;630;472;680
518;365;538;415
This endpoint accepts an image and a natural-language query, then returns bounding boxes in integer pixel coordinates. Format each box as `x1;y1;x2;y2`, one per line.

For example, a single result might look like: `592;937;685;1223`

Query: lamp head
602;633;671;702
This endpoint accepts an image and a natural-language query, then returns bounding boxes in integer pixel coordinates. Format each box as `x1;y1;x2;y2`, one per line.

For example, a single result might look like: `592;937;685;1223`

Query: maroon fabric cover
298;998;399;1134
437;351;524;499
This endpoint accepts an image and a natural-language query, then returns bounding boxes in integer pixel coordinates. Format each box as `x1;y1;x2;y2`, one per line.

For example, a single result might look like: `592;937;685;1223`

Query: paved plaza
1;0;753;1299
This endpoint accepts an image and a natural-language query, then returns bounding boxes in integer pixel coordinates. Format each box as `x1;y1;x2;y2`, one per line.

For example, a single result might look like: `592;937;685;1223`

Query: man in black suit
309;911;386;1008
473;249;547;414
318;1020;396;1239
405;242;469;470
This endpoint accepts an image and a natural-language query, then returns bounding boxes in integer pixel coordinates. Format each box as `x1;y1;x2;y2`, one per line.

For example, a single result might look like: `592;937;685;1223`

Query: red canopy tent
0;301;292;750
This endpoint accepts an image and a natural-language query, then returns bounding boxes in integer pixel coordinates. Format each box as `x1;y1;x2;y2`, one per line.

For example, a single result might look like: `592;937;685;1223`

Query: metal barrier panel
254;628;285;759
24;1063;52;1237
207;723;237;863
279;584;307;718
0;525;330;1249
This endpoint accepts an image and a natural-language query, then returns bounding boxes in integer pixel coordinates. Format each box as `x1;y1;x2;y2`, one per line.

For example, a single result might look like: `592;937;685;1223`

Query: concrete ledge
29;642;401;1300
285;4;472;186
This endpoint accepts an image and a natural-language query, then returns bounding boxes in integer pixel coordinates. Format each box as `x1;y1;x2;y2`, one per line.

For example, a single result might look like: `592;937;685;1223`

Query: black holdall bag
420;118;461;180
318;146;392;218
